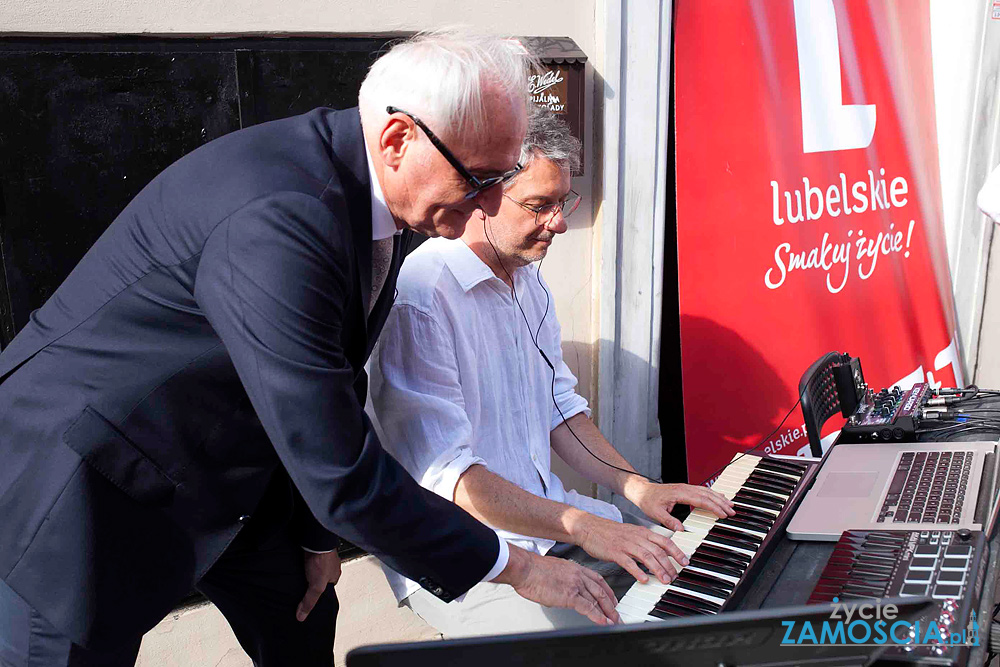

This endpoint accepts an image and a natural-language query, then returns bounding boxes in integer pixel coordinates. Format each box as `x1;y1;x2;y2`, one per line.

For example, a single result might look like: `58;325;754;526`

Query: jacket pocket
63;406;177;506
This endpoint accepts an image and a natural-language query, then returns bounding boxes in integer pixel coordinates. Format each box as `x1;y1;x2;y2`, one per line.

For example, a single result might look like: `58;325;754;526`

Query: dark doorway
657;15;687;484
0;36;395;347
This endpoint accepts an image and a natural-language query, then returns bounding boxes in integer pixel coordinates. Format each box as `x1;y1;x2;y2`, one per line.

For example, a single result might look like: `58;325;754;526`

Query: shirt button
238;514;251;524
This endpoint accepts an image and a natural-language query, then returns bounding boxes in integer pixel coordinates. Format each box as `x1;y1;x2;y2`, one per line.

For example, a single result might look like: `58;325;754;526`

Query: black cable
917;417;1000;433
480;208;662;484
693;394;805;486
481;208;807;489
945;428;1000;442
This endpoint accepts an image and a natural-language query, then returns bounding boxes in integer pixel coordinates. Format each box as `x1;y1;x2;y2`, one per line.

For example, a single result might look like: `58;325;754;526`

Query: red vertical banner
674;0;961;484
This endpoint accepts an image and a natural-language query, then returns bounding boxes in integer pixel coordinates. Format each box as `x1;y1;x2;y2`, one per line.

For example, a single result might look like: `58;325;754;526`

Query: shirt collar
441;238;529;293
364;139;400;241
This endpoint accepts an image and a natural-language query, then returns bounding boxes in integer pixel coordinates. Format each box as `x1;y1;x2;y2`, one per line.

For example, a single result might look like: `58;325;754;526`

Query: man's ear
380;116;414;168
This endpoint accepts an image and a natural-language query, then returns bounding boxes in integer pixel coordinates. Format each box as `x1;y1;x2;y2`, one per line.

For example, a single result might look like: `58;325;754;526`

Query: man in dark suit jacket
0;32;618;667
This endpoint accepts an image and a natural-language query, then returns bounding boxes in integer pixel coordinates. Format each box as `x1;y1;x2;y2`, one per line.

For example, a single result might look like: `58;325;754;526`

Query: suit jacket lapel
324;108;372;339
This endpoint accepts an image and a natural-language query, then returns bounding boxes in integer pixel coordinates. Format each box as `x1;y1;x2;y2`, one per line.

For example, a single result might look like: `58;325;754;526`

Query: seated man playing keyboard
370;106;734;637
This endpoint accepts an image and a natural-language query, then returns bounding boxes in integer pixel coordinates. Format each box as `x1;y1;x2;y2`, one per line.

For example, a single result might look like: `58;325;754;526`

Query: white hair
358;29;537;143
505;104;581;189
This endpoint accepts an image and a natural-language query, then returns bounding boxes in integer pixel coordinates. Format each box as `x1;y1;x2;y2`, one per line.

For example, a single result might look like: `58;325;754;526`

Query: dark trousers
0;524;338;667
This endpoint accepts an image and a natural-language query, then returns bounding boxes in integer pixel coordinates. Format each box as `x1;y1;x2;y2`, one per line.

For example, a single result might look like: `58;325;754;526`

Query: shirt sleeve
371;302;487;504
535;274;591;431
194;192;499;601
372;303;511;588
482;536;510;582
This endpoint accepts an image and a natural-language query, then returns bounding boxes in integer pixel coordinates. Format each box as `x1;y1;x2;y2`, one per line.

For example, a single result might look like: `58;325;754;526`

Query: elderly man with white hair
0;31;618;667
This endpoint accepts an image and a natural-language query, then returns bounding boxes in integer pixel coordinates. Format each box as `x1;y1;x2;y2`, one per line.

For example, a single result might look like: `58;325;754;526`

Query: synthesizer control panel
808;529;987;664
839;383;932;443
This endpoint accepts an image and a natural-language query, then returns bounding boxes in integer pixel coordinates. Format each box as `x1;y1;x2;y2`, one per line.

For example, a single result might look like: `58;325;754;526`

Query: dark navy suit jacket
0;107;499;649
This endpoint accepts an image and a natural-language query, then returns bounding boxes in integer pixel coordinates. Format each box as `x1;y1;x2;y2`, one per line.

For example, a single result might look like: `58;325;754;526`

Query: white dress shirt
365;140;399;242
357;142;509;583
371;237;623;602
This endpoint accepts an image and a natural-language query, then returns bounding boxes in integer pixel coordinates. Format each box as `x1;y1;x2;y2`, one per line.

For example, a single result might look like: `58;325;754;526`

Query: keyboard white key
615;454;808;624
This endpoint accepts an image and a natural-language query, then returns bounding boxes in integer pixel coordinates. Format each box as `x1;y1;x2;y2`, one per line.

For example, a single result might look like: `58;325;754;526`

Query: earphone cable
480;208;661;483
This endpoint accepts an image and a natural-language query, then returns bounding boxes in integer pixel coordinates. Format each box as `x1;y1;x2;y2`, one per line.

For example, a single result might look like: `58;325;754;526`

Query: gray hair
506;104;582;188
358;29;538;143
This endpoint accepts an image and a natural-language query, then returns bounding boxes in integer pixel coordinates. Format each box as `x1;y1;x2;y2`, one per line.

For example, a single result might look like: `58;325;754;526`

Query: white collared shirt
364;140;400;241
370;237;622;602
362;139;509;585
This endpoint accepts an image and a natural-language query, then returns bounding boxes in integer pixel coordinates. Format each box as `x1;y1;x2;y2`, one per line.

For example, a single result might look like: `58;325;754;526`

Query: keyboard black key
850;564;894;579
731;505;776;523
747;471;797;491
650;601;700;618
658;590;720;614
676;569;736;593
732;499;783;518
708;526;761;549
696;543;752;566
747;470;798;488
688;553;745;579
672;574;732;600
856;552;898;565
732;508;774;526
757;459;806;476
733;491;784;512
742;479;792;497
718;516;769;534
704;531;757;552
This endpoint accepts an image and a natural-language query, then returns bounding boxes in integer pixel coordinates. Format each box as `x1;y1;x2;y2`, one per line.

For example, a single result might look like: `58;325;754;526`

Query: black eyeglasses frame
386;106;523;200
503;189;582;227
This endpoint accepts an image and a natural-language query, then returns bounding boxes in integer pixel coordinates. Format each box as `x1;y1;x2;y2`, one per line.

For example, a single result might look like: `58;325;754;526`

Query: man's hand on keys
567;512;689;585
624;480;735;533
494;545;621;625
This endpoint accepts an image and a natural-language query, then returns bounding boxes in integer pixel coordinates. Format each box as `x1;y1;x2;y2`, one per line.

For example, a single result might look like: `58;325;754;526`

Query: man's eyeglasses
503;190;582;227
386;106;523;200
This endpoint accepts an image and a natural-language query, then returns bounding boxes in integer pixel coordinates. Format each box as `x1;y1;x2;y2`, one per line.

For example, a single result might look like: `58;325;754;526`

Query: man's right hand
493;545;621;626
567;512;689;586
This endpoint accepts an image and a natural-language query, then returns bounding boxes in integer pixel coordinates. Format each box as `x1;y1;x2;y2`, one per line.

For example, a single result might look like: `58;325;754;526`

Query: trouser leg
0;579;140;667
197;526;338;667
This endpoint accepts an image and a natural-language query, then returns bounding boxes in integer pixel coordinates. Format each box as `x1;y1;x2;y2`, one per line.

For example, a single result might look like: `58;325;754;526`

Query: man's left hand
626;481;735;531
296;550;342;622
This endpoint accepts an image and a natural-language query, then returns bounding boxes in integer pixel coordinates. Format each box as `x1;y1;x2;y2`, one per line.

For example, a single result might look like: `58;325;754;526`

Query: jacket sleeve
193;191;500;601
293;486;341;553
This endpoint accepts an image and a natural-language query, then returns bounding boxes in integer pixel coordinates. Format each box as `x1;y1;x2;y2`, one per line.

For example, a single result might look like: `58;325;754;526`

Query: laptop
787;440;999;541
